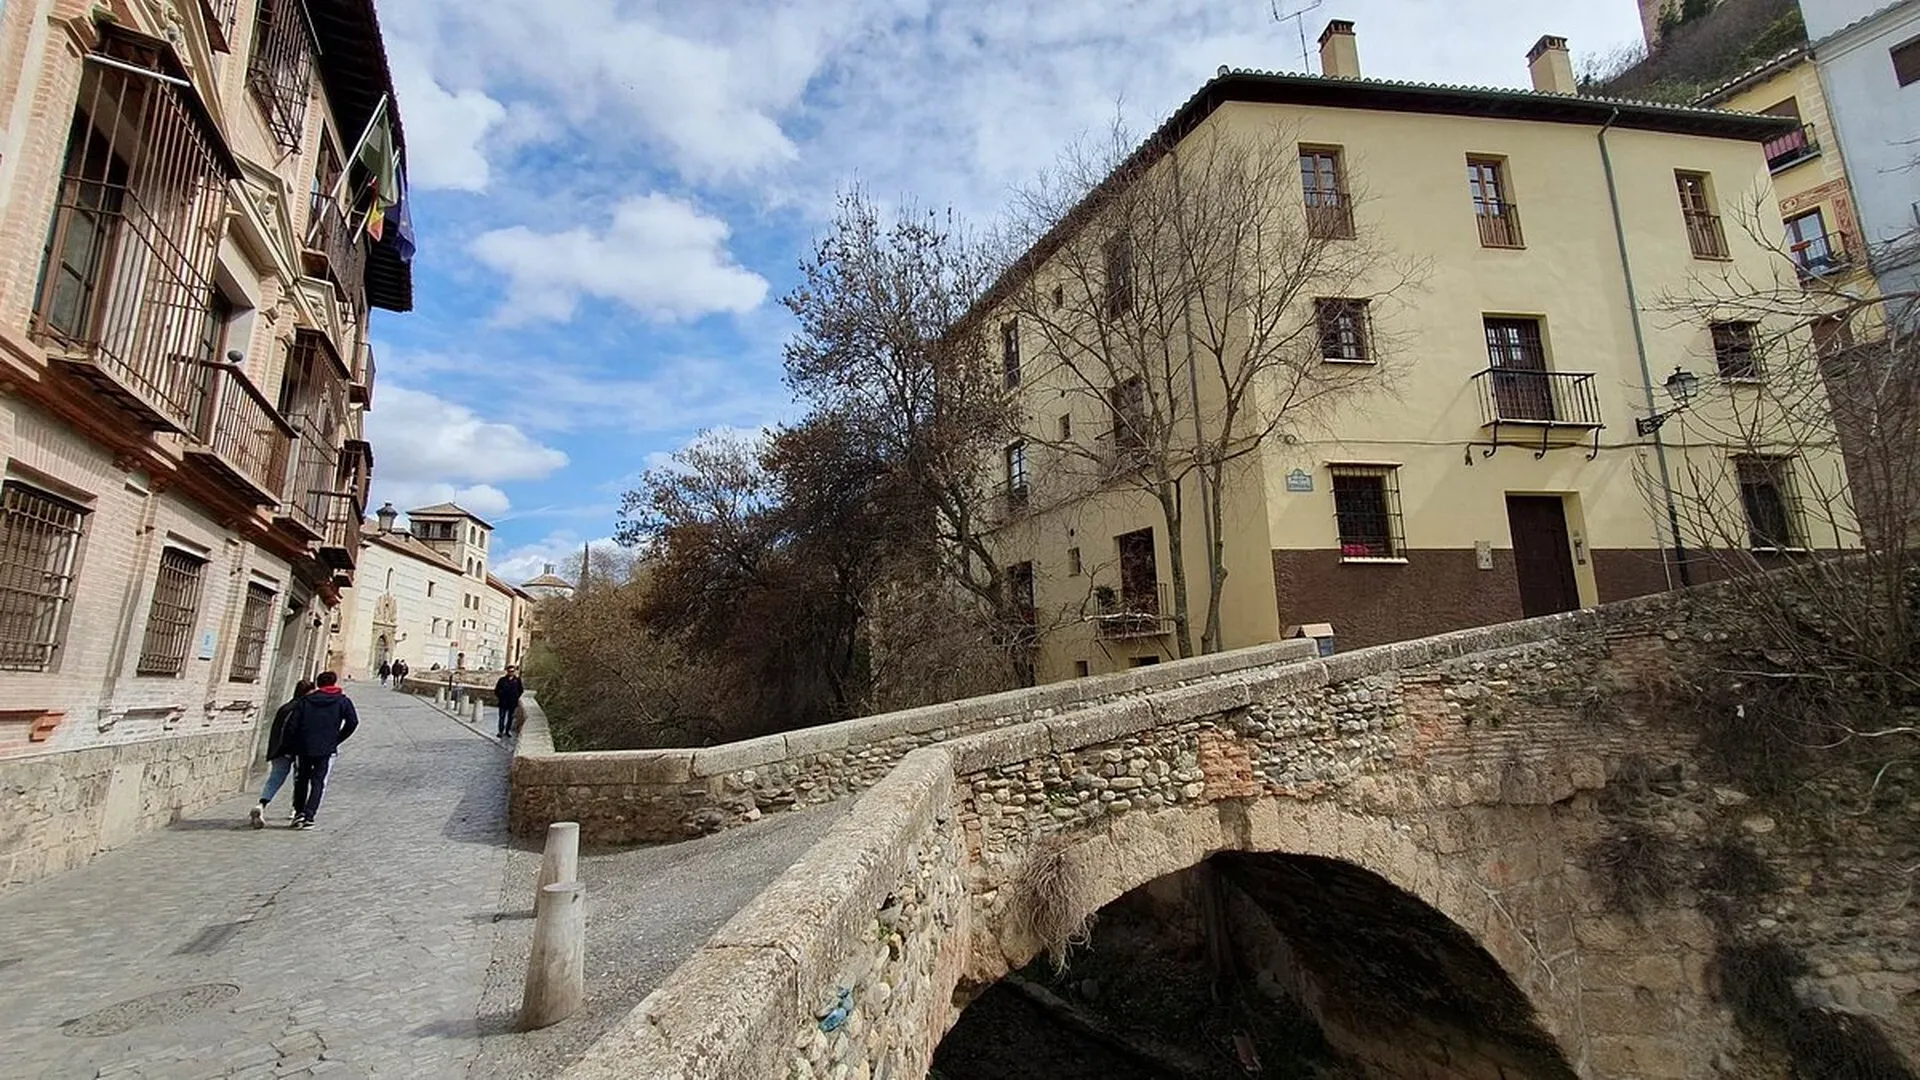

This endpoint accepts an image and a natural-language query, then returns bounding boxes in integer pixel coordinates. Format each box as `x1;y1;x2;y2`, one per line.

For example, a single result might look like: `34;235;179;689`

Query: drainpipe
1598;109;1690;588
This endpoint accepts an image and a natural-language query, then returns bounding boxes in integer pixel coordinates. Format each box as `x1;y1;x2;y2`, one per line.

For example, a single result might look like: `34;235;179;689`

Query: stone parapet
509;638;1319;844
0;726;254;892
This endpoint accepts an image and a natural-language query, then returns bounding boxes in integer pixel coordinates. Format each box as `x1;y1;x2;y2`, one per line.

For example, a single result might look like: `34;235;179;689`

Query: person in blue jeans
250;679;314;829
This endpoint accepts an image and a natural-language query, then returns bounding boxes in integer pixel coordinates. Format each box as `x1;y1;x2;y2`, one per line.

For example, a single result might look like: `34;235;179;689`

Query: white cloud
391;43;507;192
365;386;569;518
469;194;769;324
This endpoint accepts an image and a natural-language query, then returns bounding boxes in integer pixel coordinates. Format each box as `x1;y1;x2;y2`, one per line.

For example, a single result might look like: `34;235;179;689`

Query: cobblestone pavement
0;686;852;1079
0;686;512;1080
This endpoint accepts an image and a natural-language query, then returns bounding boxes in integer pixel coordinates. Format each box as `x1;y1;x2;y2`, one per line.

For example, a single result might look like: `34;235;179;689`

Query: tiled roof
1693;46;1810;106
404;502;493;528
366;530;463;574
521;573;573;590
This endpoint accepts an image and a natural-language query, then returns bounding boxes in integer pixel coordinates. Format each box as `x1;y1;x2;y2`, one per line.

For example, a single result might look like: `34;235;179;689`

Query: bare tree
1649;195;1920;754
992;119;1418;657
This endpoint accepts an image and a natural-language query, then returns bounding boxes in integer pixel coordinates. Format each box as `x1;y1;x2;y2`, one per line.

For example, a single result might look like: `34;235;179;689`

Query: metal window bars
1094;580;1172;640
198;0;239;52
136;547;206;676
0;483;88;671
228;582;274;682
246;0;316;150
1330;466;1403;559
33;36;231;433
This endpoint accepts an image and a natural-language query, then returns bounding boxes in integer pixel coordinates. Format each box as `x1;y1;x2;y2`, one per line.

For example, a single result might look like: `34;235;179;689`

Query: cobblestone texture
0;687;512;1079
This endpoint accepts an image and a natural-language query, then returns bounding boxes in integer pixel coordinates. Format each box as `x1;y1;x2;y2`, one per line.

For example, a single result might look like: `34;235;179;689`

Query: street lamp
1635;366;1702;436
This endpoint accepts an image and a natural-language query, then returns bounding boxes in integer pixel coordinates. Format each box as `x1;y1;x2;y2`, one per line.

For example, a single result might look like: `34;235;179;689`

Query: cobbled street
0;686;839;1079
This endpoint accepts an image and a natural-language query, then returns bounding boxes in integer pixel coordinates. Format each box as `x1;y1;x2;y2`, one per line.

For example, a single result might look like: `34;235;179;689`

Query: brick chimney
1318;20;1360;79
1527;35;1576;95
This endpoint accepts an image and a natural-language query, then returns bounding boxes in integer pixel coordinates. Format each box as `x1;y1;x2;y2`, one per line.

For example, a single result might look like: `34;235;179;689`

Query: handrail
200;361;296;437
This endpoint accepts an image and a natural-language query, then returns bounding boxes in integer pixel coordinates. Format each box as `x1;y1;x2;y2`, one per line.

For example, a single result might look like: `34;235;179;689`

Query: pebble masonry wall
547;590;1920;1078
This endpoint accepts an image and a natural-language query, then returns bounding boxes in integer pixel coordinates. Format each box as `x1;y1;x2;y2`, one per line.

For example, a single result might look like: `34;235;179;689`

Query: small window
1330;465;1404;560
1735;456;1801;550
1005;442;1029;509
1300;148;1355;239
1052;284;1065;308
1316;298;1372;363
427;581;435;597
1059;414;1072;441
1103;235;1134;318
1129;655;1161;667
1067;546;1083;576
1786;209;1841;275
0;481;88;671
228;583;275;682
1467;158;1523;248
1893;34;1920;86
1008;561;1037;625
1001;320;1021;388
1073;660;1090;678
1676;172;1729;259
1711;321;1761;379
137;547;208;676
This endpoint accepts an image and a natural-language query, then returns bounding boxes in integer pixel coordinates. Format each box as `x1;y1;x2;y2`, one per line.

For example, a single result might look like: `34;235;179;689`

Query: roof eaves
1693;46;1810;106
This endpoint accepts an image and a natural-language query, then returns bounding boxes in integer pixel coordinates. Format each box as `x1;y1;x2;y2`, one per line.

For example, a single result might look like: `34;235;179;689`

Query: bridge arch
963;798;1584;1074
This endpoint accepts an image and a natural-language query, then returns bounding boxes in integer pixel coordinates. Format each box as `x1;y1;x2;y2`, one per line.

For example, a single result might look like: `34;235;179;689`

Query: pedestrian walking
392;658;409;684
250;679;315;829
493;665;525;739
284;671;360;830
378;660;391;686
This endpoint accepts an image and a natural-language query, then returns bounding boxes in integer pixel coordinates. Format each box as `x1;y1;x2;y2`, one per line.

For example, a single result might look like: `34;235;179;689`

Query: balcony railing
33;51;231;434
350;340;375;406
278;412;337;541
1791;232;1853;278
321;505;361;575
1473;368;1603;428
304;197;369;302
1475;203;1524;248
198;0;238;51
1684;210;1730;259
185;362;294;505
1094;581;1174;640
994;484;1031;521
1763;125;1820;172
1305;198;1356;240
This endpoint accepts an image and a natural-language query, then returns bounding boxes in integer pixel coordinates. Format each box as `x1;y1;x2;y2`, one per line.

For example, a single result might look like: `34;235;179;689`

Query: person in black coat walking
285;671;360;829
493;666;524;739
250;679;314;829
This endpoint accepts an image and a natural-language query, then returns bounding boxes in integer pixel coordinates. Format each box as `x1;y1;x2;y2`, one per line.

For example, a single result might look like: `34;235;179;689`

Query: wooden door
1506;495;1581;618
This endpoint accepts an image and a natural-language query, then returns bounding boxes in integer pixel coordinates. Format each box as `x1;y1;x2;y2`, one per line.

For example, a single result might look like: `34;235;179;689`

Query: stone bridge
514;593;1920;1079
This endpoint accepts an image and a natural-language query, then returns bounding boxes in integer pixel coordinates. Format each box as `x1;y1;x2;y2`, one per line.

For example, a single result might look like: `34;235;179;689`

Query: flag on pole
390;166;416;263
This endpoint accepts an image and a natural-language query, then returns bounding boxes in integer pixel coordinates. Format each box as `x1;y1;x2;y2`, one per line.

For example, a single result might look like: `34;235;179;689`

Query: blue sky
366;0;1647;584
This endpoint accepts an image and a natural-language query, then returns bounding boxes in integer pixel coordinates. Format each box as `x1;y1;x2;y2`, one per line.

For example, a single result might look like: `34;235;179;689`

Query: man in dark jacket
250;679;314;829
285;671;360;829
493;666;524;739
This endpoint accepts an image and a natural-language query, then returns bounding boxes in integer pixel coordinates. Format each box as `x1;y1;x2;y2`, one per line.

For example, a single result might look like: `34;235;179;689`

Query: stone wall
508;639;1317;845
558;748;970;1080
0;726;255;891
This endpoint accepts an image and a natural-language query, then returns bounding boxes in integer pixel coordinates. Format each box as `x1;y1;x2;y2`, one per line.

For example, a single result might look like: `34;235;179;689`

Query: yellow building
981;22;1851;682
1696;48;1880;328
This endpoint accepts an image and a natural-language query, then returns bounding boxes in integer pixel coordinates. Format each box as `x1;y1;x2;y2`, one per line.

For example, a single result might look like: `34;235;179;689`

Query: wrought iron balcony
198;0;238;51
1684;210;1730;260
349;340;375;406
1094;581;1174;640
1475;202;1525;248
303;198;369;302
1305;198;1356;240
184;361;293;506
1472;368;1604;458
1763;125;1820;173
1791;232;1853;278
275;412;337;542
994;483;1031;521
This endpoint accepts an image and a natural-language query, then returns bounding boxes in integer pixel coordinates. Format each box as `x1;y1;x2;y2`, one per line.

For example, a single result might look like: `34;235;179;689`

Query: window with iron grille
1005;441;1029;509
1735;456;1802;550
1712;321;1762;379
1103;235;1134;318
1001;319;1021;388
1330;465;1404;559
136;547;207;676
247;0;317;150
1316;298;1371;362
228;582;274;682
0;482;88;671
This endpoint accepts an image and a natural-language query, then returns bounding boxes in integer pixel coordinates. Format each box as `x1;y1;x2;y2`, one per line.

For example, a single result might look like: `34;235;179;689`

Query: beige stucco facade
0;0;403;887
985;29;1856;684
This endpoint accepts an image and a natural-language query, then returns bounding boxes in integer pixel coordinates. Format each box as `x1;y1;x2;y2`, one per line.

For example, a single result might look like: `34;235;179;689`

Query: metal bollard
520;881;585;1029
537;821;579;897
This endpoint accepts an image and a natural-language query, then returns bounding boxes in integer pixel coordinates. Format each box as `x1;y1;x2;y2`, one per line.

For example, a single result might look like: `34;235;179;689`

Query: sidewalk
0;685;513;1080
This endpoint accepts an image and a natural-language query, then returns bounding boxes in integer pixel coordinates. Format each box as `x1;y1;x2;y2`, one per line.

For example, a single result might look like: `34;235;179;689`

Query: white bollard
520;881;585;1029
537;821;580;896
